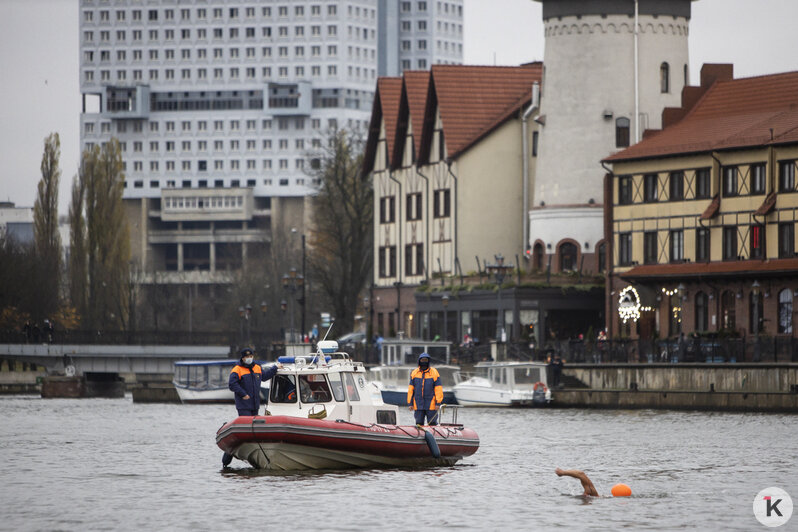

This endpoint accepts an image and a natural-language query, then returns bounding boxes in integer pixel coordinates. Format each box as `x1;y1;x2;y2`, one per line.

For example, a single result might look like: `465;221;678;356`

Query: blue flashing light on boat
278;355;332;364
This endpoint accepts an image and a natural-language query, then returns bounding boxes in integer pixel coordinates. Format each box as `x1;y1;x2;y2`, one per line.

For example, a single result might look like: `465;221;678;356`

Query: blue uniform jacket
407;367;444;411
229;363;278;413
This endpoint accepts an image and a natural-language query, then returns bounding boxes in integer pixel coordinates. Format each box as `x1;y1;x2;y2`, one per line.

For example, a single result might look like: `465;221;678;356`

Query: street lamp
238;304;252;347
485;254;514;342
260;301;267;347
282;268;304;343
291;228;307;343
441;293;450;344
280;299;287;342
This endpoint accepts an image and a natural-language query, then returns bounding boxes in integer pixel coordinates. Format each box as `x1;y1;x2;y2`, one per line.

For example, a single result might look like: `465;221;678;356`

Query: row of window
379;190;451;223
692;288;793;334
377;243;424;278
82;24;376;46
126;177;317;190
402;1;464;16
617;223;796;266
83;5;344;24
618;161;798;205
163;195;244;210
116;157;310;173
85;117;356;135
399;40;463;54
400;20;463;34
84;137;321;152
84;44;376;63
84;64;373;82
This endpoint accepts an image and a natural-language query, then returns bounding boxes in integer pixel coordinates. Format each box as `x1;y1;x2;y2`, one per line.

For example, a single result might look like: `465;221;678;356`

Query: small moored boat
453;361;552;407
173;359;268;404
216;341;479;470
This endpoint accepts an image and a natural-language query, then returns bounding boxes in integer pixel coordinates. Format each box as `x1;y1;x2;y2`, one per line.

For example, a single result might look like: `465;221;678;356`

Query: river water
0;395;795;531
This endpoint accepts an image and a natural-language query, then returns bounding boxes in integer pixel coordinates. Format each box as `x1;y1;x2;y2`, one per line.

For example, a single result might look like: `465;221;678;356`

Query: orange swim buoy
611;483;632;497
533;381;547;392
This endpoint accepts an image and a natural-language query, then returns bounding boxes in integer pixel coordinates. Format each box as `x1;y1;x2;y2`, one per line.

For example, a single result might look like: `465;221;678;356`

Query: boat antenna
321;321;334;341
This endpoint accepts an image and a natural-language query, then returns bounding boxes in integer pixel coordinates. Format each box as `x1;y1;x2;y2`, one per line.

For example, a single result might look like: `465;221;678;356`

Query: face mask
243;357;254;365
419;361;429;370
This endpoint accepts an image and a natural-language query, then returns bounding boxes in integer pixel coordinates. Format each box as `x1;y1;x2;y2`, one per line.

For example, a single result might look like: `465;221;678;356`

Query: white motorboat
173;359;268;404
453;361;552;407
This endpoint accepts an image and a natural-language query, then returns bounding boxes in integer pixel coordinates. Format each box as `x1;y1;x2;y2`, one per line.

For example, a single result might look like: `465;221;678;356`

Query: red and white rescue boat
216;341;479;470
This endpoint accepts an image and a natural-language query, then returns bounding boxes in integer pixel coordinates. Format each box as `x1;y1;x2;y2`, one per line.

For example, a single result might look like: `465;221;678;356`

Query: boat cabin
380;338;452;365
266;344;398;425
473;361;548;390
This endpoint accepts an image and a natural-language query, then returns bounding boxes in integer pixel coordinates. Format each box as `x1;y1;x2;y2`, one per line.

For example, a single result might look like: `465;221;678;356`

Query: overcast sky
2;0;798;214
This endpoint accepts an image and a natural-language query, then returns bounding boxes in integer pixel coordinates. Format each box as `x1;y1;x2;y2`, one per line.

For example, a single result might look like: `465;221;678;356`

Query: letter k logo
765;496;783;518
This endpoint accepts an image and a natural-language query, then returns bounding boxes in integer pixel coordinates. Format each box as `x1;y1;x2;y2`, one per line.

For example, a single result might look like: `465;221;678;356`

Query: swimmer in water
555;468;599;497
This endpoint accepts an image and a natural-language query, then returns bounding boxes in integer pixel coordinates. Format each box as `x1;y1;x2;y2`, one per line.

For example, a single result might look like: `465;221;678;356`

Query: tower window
660;62;670;93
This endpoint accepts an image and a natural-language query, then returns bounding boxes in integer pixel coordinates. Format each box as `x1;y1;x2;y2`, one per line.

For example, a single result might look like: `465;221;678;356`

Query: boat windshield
436;367;458;385
298;374;333;403
513;366;543;385
329;373;345;402
270;374;297;403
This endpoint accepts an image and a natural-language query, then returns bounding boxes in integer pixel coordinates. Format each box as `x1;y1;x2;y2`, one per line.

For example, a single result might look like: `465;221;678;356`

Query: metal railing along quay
445;337;798;364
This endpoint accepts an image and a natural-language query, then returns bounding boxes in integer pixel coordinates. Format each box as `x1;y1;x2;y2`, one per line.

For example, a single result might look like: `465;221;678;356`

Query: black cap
240;347;254;357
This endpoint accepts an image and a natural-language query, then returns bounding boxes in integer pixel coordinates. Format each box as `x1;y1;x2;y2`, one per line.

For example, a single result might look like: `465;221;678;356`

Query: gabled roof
377;78;403;159
403;71;431;158
362;76;403;176
428;63;543;160
606;69;798;163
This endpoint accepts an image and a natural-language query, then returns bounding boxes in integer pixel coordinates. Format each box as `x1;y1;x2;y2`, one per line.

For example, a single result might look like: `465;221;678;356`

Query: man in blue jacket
407;353;444;425
228;347;280;416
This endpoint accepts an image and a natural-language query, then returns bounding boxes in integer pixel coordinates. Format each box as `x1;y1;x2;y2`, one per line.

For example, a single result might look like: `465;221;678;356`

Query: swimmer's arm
555;468;599;497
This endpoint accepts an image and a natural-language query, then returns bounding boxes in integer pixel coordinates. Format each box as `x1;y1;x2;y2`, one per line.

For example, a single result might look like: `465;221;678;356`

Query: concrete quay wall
564;364;798;393
556;364;798;412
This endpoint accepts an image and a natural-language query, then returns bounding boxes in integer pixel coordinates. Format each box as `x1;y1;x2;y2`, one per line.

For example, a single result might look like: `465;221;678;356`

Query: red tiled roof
606;70;798;162
621;258;798;281
377;77;403;163
430;63;543;159
403;71;431;158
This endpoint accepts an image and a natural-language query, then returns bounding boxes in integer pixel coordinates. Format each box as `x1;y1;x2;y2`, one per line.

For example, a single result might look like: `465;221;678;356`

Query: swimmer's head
611;483;632;497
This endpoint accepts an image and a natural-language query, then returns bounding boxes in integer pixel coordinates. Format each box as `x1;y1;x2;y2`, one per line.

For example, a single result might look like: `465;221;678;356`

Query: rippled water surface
0;395;796;531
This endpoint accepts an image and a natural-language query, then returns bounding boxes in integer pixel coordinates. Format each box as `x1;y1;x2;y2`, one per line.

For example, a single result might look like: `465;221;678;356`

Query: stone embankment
554;363;798;412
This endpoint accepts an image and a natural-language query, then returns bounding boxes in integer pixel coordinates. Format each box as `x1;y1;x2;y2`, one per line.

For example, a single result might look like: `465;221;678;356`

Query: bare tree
33;132;62;319
306;129;372;333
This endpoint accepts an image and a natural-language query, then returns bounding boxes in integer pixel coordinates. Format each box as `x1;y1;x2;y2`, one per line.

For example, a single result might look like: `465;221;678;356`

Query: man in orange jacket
407;353;444;425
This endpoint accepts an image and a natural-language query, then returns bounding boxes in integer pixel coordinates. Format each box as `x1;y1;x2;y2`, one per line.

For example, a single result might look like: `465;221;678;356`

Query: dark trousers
237;408;258;416
414;409;439;426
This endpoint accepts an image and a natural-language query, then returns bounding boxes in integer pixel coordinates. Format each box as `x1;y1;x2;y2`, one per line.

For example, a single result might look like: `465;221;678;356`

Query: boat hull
454;385;550;407
216;415;479;470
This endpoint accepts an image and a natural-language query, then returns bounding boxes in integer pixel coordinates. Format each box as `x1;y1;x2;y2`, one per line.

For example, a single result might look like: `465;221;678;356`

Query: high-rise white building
378;0;463;76
78;0;462;289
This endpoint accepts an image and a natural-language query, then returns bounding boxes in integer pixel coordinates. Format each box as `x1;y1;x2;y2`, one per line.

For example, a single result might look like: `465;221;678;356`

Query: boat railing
436;404;463;426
